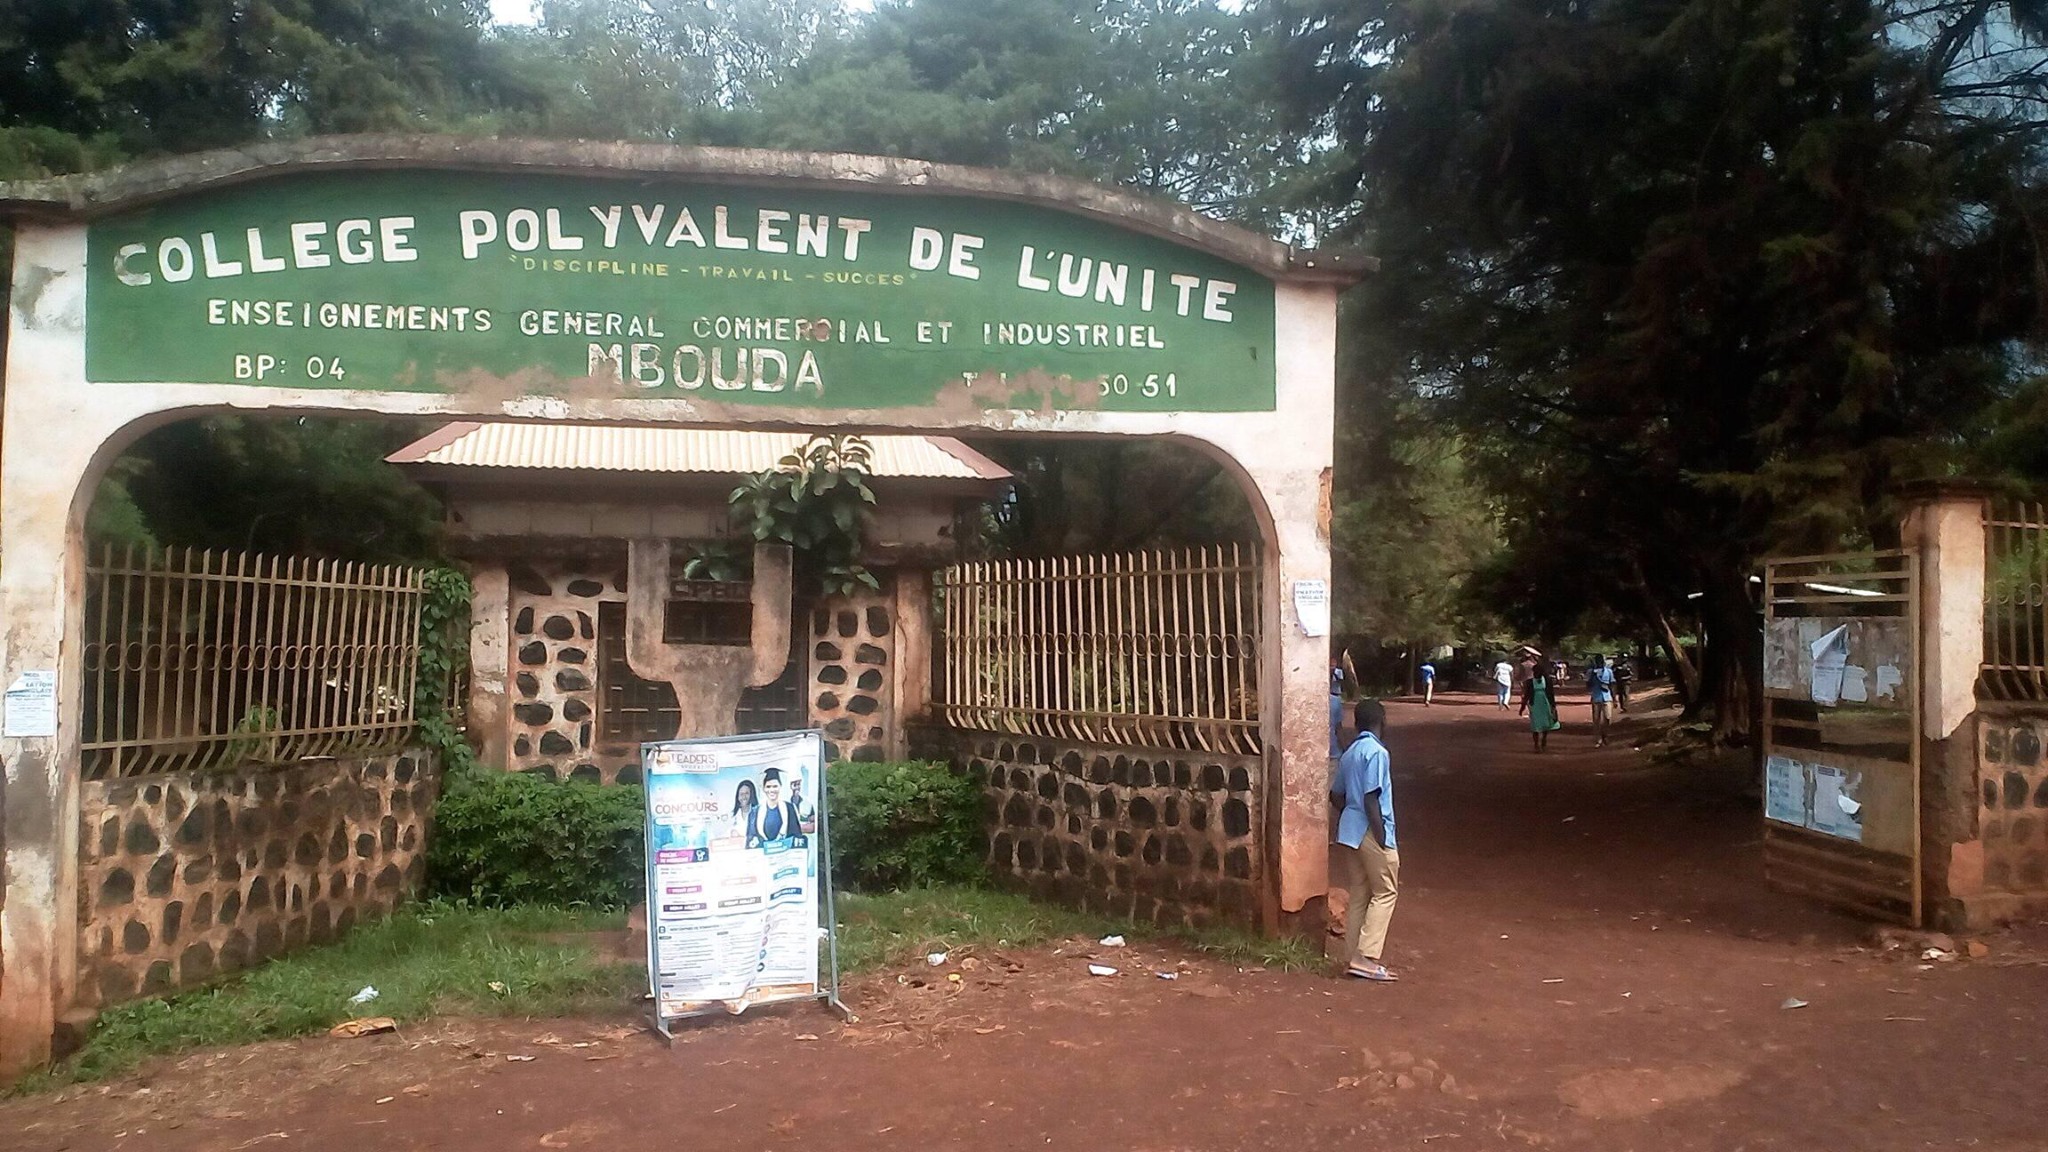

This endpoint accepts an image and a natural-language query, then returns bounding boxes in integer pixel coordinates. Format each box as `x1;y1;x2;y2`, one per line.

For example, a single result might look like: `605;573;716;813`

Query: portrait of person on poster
744;766;807;847
784;765;818;832
727;778;759;839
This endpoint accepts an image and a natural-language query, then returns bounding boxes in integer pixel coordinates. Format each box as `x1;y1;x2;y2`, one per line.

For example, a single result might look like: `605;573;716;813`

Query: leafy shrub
428;772;645;908
825;760;983;892
426;759;981;906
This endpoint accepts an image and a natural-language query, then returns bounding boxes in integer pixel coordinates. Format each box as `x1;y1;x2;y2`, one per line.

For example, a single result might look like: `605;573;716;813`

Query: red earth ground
8;690;2047;1152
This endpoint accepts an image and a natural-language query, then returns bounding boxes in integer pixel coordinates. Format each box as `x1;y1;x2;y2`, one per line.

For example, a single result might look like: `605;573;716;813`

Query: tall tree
742;0;1316;222
499;0;843;139
1273;0;2048;740
108;417;445;563
0;0;534;173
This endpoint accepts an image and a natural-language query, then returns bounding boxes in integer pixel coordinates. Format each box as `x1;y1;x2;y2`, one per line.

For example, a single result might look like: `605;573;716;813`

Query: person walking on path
1586;655;1618;747
1613;653;1635;712
1492;657;1515;709
1419;660;1436;706
1524;665;1562;753
1516;651;1539;716
1330;698;1399;982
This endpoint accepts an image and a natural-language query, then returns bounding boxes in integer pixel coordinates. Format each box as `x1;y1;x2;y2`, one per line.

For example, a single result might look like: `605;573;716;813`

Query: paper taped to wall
1292;580;1329;638
4;670;57;737
1809;625;1850;707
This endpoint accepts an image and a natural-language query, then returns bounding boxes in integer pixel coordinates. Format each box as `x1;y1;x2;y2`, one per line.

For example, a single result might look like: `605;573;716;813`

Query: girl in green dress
1525;667;1562;752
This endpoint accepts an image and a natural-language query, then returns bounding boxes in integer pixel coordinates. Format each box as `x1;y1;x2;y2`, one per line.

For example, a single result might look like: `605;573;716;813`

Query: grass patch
13;902;636;1094
832;884;1323;973
834;885;1104;971
16;888;1318;1094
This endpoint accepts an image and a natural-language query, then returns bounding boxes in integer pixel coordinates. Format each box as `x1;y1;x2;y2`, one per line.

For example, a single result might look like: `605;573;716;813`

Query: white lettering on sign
589;343;825;395
290;222;331;269
908;228;985;281
201;298;492;332
126;218;420;284
337;220;377;264
107;203;1251;326
1015;248;1231;322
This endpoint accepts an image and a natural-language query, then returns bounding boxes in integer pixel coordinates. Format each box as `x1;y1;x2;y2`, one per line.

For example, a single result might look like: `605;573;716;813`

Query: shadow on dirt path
9;691;2047;1151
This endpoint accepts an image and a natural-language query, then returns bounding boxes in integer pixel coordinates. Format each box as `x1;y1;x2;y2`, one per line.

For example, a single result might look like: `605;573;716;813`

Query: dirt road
11;693;2047;1151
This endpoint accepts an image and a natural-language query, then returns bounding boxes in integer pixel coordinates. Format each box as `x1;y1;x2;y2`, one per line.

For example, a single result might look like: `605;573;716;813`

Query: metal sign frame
639;728;853;1041
1759;550;1922;925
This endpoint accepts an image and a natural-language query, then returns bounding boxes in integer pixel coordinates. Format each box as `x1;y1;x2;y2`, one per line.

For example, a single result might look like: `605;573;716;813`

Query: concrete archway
0;138;1363;1072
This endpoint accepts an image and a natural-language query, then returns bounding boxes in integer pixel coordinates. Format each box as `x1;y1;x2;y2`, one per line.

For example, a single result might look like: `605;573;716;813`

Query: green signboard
84;171;1277;412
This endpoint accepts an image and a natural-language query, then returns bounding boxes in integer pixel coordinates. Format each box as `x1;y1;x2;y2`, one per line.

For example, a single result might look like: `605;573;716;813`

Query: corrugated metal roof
387;423;1010;481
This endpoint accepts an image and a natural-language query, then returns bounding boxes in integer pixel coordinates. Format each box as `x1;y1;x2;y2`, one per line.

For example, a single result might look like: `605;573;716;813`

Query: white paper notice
1808;763;1864;842
1292;580;1330;638
4;670;57;737
1808;625;1850;707
1764;755;1807;827
1839;665;1869;704
1874;664;1904;702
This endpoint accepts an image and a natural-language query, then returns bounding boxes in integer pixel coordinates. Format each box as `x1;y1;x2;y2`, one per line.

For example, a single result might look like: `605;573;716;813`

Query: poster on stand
640;730;844;1031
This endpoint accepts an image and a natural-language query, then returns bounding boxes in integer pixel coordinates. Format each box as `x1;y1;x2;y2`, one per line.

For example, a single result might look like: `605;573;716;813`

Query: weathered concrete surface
1900;489;1993;929
0;135;1372;284
1;223;97;1077
1264;282;1341;919
623;540;792;740
1903;490;1989;744
0;142;1347;1074
889;572;934;761
467;563;512;774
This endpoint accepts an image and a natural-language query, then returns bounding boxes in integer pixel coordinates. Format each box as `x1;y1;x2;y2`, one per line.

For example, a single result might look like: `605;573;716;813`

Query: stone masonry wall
77;749;437;1008
914;727;1262;928
811;589;894;763
1976;712;2048;914
506;559;634;784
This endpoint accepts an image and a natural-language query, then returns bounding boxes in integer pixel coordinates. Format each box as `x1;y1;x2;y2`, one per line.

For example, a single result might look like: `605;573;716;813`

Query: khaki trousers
1338;836;1400;964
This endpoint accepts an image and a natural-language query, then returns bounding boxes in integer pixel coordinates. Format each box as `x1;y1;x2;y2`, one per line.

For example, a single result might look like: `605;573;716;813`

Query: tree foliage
103;417;446;562
725;433;882;597
0;0;534;177
1273;0;2048;738
498;0;841;138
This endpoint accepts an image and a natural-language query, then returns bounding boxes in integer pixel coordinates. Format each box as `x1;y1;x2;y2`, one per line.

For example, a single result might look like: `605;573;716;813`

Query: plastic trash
1154;971;1179;980
1087;964;1119;977
1781;997;1809;1010
1099;935;1127;948
926;951;949;966
348;985;379;1005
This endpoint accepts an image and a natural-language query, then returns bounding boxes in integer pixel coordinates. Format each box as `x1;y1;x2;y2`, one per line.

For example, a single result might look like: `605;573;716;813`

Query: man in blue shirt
1587;655;1618;747
1418;660;1435;705
1330;699;1399;982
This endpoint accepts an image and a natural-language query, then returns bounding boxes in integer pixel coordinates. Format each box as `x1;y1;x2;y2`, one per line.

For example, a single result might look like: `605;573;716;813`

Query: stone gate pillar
1899;482;1992;926
0;223;147;1074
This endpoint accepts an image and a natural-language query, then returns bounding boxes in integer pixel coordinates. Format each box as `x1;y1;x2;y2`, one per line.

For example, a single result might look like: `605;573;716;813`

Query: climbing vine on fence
415;567;475;778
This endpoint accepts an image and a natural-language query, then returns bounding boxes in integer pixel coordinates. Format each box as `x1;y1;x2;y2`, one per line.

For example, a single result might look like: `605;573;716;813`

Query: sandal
1345;961;1398;982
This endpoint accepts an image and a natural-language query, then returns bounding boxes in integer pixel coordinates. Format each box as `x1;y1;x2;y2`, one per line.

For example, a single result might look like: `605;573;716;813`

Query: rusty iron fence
82;546;427;780
934;545;1262;756
1984;501;2048;701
